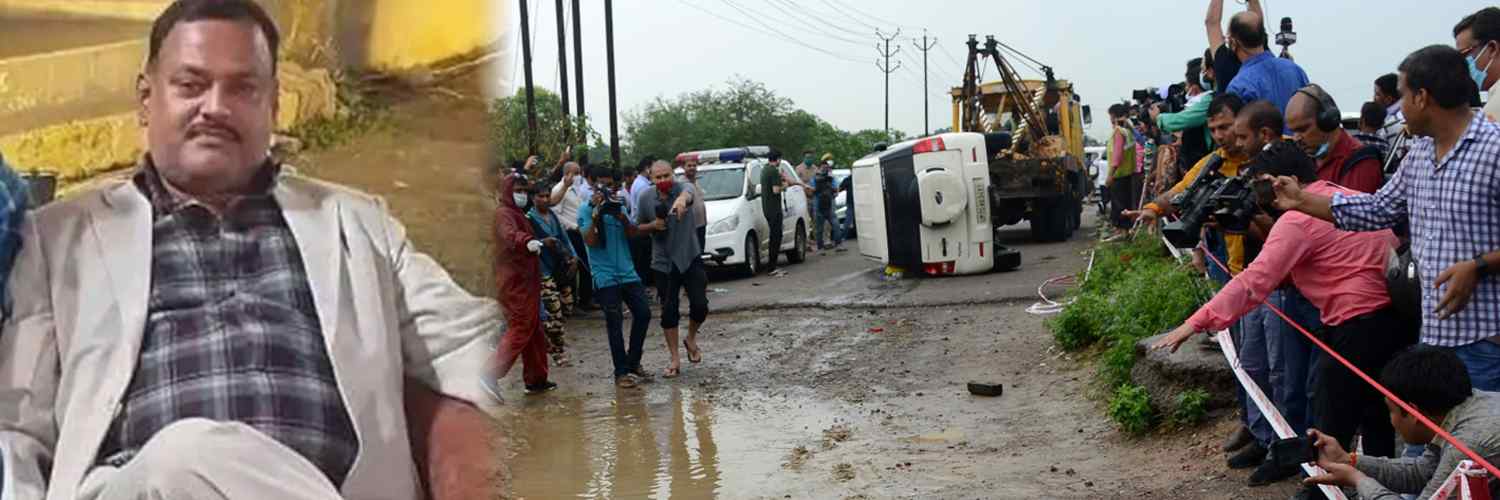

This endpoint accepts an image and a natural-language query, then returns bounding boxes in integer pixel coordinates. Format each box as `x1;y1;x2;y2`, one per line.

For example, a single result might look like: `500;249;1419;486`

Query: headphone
1296;84;1341;132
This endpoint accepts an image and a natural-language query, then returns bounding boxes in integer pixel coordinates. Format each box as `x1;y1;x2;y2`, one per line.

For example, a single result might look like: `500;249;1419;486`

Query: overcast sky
491;0;1491;144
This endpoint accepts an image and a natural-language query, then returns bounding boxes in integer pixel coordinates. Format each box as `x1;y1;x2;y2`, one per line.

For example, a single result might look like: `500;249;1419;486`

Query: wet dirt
257;69;1304;499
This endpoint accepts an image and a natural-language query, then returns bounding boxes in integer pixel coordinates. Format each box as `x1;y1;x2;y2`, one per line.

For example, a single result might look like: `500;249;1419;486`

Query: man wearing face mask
490;171;558;396
1153;57;1216;180
1456;7;1500;122
1286;85;1386;194
636;161;703;379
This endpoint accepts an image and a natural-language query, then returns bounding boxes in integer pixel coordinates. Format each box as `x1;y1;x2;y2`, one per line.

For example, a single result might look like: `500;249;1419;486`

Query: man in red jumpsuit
488;168;557;399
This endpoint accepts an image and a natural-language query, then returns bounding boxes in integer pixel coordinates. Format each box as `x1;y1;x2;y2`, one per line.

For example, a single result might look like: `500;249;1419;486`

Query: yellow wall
336;0;498;71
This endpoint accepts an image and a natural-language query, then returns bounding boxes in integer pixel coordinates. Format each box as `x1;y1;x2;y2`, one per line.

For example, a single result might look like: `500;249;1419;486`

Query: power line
774;0;872;38
756;0;868;46
706;0;867;63
824;0;922;31
815;0;881;31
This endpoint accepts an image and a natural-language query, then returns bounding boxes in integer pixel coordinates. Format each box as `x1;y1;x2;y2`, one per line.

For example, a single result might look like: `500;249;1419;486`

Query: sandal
684;339;702;364
663;365;680;379
616;375;639;388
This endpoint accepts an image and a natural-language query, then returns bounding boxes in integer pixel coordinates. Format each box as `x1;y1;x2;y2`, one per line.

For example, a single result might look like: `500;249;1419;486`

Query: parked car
674;147;810;276
830;168;854;237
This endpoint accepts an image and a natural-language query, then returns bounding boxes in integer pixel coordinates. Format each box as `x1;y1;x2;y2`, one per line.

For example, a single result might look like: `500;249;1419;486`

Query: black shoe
1248;461;1298;487
524;381;558;395
1227;442;1267;470
1223;426;1255;452
1289;484;1319;500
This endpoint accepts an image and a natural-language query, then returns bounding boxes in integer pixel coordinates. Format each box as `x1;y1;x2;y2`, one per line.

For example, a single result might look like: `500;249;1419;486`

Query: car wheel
740;233;760;277
788;220;808;263
1030;196;1072;242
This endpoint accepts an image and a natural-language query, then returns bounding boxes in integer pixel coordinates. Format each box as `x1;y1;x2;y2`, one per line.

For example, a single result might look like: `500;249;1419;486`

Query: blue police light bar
674;146;772;164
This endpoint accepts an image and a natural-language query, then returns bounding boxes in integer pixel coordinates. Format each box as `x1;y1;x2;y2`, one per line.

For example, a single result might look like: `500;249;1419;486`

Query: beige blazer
0;170;501;500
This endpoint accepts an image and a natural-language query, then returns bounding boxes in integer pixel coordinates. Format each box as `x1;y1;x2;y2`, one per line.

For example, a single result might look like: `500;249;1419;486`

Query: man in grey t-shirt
637;161;708;378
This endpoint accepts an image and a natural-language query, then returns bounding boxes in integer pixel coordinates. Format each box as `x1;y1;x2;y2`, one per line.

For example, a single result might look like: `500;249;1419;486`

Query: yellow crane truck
949;35;1091;241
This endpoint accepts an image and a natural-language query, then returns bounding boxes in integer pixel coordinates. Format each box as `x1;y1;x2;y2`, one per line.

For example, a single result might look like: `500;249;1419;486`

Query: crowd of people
488;146;852;392
1112;1;1500;498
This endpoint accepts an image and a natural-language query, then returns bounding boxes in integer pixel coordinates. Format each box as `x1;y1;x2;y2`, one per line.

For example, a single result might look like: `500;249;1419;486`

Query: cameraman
1153;58;1216;180
579;166;653;388
1222;7;1309;114
1128;94;1249;277
1154;141;1409;472
1303;346;1500;500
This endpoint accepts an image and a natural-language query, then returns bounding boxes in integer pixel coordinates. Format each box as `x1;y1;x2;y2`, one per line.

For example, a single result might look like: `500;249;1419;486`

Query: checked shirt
1331;112;1500;347
97;161;358;486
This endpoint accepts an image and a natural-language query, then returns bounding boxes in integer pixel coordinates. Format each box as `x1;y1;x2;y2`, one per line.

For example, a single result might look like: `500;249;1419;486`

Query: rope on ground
1026;249;1094;315
1194;242;1500;483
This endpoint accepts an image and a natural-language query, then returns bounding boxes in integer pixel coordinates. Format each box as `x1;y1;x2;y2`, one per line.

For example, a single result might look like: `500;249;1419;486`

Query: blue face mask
1470;44;1493;90
1312;141;1331;160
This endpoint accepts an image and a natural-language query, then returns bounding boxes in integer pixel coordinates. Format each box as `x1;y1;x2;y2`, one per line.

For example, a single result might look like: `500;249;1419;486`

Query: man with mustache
0;1;501;498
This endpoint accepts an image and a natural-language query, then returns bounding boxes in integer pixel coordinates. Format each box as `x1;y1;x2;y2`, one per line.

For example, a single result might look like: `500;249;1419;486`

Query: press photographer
1154;57;1217;185
1154;141;1410;479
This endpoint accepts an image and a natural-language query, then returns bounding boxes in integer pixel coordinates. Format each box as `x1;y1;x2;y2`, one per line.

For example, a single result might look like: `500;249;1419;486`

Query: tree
620;77;909;168
488;88;604;178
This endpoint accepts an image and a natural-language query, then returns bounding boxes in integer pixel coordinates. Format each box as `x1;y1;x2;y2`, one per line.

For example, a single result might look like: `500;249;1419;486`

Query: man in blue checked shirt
1271;45;1500;392
0;151;28;316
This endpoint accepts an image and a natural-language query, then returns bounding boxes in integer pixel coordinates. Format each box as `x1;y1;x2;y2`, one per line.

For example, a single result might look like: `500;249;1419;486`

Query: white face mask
513;193;529;207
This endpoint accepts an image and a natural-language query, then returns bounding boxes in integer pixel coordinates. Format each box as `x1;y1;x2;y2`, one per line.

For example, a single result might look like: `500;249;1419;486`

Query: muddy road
275;71;1297;499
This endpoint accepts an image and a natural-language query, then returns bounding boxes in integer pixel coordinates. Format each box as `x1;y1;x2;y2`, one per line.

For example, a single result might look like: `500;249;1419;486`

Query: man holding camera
1155;142;1407;485
637;161;704;378
580;166;654;388
1270;45;1500;392
1286;85;1386;194
1223;8;1309;114
1303;346;1500;500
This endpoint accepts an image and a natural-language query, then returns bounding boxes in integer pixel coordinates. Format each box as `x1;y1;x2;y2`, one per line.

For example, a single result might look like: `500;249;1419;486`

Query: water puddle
500;387;854;499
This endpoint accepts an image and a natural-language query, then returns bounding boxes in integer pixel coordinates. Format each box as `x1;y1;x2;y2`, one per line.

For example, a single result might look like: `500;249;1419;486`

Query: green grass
1047;232;1216;432
1107;384;1155;436
1171;389;1210;427
286;72;391;151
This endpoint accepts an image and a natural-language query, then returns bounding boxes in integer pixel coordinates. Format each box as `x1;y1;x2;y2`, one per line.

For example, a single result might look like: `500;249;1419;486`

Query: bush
1171;389;1210;427
1108;384;1155;435
1048;232;1216;432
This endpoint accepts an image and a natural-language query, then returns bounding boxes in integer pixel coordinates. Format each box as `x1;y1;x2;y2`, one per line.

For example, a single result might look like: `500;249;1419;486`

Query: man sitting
1304;346;1500;499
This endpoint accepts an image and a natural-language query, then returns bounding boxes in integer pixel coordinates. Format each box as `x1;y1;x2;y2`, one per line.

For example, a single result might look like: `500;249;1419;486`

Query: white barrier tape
1214;330;1348;500
1433;460;1492;500
1160;233;1185;263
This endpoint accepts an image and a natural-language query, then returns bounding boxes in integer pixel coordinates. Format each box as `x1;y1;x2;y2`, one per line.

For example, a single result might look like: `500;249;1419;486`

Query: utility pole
554;0;570;137
571;0;585;130
518;0;538;156
605;0;620;167
913;31;938;136
875;29;902;137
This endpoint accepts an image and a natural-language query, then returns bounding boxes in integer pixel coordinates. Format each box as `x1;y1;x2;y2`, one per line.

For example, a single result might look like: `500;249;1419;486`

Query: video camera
1131;83;1188;116
597;186;625;217
1160;155;1275;248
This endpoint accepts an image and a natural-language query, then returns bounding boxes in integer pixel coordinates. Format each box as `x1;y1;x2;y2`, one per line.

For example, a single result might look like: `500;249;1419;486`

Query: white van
852;133;1019;276
675;147;810;276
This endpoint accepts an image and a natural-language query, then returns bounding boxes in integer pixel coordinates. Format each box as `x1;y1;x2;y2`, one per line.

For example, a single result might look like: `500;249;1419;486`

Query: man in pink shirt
1154;141;1413;465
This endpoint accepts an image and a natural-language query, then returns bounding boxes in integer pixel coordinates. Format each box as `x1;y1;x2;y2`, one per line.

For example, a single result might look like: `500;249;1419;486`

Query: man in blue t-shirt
1223;9;1310;115
579;166;653;388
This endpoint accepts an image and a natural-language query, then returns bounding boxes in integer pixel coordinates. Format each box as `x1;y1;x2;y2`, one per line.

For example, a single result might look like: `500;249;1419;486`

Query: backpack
1340;145;1387;190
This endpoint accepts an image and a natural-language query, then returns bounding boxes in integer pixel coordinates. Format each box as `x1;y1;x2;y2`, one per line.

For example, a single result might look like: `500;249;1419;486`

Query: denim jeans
815;200;843;249
1265;288;1321;437
1450;339;1500;392
596;282;650;378
1239;304;1278;447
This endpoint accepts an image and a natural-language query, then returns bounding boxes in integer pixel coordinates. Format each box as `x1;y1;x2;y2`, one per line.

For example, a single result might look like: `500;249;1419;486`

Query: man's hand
524;155;539;170
542;237;560;250
1267;175;1305;212
1122;207;1159;225
1150;323;1200;353
1190;248;1208;274
671;197;689;219
1304;429;1363;488
1436;260;1482;319
1149;104;1163;123
652;218;668;231
561;146;572;162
